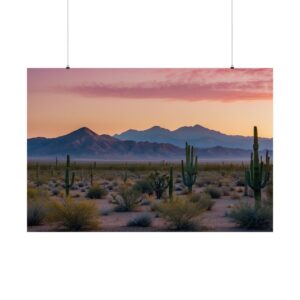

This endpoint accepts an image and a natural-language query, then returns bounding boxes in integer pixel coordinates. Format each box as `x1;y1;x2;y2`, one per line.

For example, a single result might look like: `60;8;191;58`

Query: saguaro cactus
168;166;173;200
181;142;198;193
65;154;75;196
245;126;270;209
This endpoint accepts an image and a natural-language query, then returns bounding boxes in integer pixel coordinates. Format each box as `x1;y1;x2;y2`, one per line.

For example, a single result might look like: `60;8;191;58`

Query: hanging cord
66;0;70;69
230;0;234;69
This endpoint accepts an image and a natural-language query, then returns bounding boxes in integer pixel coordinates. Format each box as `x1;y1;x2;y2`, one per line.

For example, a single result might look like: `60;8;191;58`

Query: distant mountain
28;127;272;160
114;125;273;150
28;127;182;159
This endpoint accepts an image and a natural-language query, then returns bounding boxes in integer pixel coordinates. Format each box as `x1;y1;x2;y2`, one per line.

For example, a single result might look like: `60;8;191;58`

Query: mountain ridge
114;124;273;150
28;126;272;160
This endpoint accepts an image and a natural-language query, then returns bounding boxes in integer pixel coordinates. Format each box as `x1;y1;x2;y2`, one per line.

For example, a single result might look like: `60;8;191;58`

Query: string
230;0;234;69
66;0;70;69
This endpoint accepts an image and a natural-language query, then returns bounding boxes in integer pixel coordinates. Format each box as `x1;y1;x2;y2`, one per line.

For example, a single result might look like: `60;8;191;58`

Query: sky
27;68;273;138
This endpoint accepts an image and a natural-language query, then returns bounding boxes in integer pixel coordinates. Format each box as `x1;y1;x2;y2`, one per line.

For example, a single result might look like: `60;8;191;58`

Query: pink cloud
50;68;272;102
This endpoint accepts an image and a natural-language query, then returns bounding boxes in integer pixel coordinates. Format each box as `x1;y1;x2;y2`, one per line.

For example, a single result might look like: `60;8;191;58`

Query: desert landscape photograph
27;68;273;232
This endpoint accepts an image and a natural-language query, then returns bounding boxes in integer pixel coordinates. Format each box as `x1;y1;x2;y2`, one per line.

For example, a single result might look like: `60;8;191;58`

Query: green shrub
228;202;273;231
47;198;99;231
189;193;215;211
127;214;152;227
133;179;154;195
157;197;205;230
205;187;222;199
27;187;49;226
112;184;142;212
149;171;169;199
86;185;108;199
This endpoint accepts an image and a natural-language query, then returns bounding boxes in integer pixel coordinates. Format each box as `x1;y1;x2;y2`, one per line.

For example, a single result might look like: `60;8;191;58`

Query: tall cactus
168;166;173;200
65;154;75;196
181;142;198;193
245;126;270;209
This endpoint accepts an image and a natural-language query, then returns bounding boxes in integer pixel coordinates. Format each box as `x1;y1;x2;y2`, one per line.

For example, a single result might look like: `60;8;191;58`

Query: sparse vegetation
27;187;49;226
228;202;272;231
86;185;108;199
189;193;215;211
149;171;169;199
133;179;153;195
47;197;99;231
157;197;205;230
112;184;142;212
205;186;222;199
27;137;272;232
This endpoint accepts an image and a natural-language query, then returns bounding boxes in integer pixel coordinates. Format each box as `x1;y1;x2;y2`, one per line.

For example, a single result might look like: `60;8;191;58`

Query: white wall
0;1;300;300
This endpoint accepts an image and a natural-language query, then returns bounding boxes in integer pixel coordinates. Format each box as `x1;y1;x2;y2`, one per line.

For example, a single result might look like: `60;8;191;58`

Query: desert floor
27;162;267;232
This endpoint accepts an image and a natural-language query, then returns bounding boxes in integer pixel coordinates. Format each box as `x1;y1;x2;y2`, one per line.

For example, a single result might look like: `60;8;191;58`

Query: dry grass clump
27;187;49;226
228;202;272;231
156;197;205;230
189;193;215;211
205;186;222;199
86;185;108;199
112;184;142;212
133;179;154;195
47;197;99;231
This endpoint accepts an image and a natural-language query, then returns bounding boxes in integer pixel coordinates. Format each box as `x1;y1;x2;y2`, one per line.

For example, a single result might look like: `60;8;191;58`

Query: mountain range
28;125;272;160
114;125;273;150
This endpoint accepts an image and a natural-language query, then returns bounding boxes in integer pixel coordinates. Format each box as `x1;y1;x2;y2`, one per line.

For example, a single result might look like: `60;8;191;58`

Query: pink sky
28;68;273;138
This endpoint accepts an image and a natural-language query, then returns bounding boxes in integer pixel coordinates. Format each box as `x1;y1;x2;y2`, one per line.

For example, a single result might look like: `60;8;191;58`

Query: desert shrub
205;187;222;199
127;214;152;227
47;198;99;231
149;171;169;199
27;187;49;226
112;184;142;212
228;203;273;231
189;193;215;211
86;185;108;199
133;179;154;195
157;197;205;230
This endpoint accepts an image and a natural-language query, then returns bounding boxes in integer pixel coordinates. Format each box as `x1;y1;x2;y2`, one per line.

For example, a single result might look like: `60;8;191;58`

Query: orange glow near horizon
28;68;273;139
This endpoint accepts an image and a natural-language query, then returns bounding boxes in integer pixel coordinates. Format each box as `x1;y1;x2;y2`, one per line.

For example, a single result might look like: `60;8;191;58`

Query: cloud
52;68;272;102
